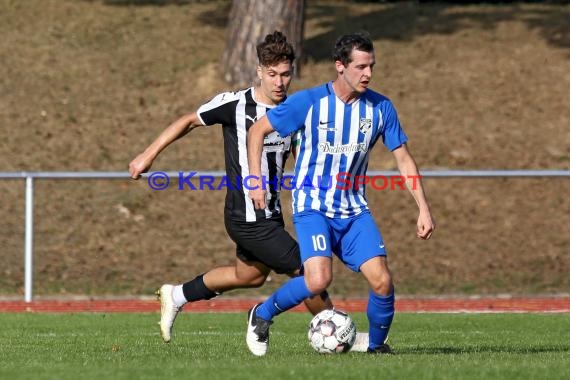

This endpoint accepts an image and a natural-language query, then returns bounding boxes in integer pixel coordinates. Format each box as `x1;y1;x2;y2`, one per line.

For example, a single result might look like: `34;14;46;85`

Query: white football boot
156;284;181;343
246;304;272;356
350;332;370;352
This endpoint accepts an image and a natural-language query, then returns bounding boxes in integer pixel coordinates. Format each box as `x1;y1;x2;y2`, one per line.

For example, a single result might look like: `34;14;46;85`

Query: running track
1;296;569;313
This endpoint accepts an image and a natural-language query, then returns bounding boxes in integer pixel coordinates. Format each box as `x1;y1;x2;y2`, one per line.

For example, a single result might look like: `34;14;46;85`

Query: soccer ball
308;309;356;354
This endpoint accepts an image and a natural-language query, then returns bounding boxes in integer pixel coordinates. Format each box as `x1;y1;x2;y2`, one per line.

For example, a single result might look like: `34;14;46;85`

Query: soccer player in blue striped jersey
246;32;435;356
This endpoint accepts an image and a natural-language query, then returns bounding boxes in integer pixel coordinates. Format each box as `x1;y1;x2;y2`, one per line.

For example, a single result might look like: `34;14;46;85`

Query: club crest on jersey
359;118;372;134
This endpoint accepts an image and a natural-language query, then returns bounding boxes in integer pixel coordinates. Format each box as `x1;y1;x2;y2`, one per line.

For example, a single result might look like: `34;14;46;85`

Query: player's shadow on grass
398;345;570;355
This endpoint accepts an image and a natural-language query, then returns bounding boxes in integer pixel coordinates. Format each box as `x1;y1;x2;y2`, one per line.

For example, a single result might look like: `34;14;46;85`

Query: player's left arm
247;115;275;210
392;144;436;240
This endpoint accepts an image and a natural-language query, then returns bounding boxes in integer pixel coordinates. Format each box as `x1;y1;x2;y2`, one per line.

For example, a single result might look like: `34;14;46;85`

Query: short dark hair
332;32;374;66
256;31;295;67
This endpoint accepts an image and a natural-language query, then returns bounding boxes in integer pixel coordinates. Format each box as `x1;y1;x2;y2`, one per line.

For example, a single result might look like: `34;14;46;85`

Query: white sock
172;285;188;308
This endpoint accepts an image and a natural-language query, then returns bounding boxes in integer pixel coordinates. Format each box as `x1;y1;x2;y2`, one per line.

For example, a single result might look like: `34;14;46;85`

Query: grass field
1;313;568;380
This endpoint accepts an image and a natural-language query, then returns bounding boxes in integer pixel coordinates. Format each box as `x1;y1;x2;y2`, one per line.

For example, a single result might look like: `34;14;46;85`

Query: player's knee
305;275;331;294
369;274;393;296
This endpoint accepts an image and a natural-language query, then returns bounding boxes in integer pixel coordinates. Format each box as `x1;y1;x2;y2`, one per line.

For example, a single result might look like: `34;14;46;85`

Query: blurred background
0;0;568;298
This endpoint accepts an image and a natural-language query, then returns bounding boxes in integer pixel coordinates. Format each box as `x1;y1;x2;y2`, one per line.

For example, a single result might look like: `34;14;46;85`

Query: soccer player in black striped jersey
129;31;368;350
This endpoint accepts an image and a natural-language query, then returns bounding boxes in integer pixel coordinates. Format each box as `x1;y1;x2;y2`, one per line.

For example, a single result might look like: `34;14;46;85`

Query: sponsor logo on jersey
317;141;368;154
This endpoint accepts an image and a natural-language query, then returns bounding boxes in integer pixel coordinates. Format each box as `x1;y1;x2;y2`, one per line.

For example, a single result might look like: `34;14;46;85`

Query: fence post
25;176;34;303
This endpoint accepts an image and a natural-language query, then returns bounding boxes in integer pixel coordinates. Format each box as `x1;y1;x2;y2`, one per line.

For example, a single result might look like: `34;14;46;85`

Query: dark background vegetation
0;0;568;298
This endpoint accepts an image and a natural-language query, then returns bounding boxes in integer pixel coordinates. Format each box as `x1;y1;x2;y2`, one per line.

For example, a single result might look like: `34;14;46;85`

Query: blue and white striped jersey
267;81;407;218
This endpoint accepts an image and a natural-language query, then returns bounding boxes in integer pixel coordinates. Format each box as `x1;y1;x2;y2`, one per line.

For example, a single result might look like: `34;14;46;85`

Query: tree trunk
222;0;305;87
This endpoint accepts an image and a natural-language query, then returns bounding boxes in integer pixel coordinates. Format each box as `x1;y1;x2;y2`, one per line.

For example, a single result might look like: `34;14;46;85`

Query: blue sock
367;289;395;349
256;276;314;321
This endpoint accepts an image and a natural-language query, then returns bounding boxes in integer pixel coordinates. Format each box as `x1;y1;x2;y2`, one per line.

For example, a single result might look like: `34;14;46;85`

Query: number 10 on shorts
311;234;327;251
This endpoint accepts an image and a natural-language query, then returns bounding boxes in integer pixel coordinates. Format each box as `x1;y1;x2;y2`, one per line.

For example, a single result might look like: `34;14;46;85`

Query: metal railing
1;169;569;302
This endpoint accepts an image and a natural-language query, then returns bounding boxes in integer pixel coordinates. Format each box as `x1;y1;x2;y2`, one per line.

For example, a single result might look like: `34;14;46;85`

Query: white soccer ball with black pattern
308;309;356;354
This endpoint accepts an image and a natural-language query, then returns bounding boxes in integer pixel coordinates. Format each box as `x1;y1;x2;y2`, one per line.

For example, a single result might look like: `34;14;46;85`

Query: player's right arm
128;112;204;179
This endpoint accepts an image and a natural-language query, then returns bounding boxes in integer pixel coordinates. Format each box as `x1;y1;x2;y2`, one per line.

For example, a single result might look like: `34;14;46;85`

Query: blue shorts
292;210;386;272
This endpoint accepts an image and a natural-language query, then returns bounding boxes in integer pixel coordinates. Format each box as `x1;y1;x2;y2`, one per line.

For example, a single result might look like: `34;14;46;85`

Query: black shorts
224;216;301;274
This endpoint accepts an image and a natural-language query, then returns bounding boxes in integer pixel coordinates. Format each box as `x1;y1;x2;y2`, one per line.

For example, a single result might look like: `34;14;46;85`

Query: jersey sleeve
379;100;408;151
196;91;240;127
266;91;311;137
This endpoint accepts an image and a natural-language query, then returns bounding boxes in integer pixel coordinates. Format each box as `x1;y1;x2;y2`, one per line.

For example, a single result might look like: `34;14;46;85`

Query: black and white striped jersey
196;87;291;222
